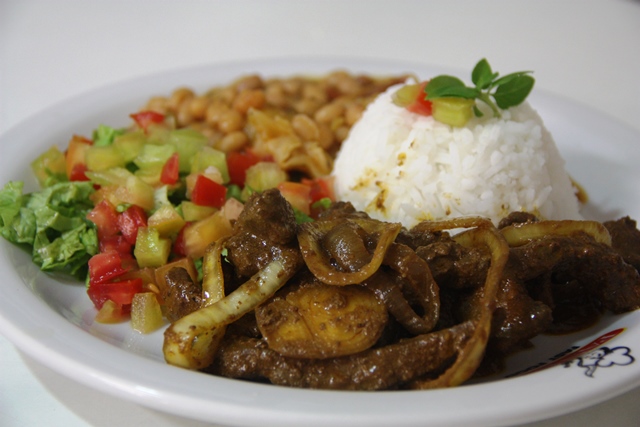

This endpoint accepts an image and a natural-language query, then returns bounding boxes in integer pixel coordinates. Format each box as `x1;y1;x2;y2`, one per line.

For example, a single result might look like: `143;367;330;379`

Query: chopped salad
0;111;334;328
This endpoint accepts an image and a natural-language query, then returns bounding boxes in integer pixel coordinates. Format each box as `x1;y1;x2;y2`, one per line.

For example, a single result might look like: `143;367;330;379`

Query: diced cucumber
120;175;155;210
134;167;162;186
134;226;172;268
180;200;217;222
146;125;172;145
88;168;155;210
190;146;230;183
131;292;164;334
133;143;176;170
431;97;475;127
147;204;186;237
113;131;146;163
85;145;125;171
241;162;287;201
391;83;421;107
133;144;176;186
168;129;208;173
86;167;133;186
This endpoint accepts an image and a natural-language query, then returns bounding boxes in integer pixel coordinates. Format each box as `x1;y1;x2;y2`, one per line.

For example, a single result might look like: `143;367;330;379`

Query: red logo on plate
507;328;627;378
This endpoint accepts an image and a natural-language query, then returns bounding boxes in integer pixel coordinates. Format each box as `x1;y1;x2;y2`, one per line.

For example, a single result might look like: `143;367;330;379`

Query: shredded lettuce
0;181;99;278
92;124;126;147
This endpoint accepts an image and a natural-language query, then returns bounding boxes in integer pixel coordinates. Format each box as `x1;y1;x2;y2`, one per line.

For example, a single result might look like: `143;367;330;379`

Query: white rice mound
332;84;582;228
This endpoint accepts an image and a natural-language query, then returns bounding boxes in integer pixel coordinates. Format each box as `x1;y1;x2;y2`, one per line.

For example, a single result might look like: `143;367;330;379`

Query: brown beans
264;82;288;107
216;87;237;105
328;71;361;96
139;72;409;177
205;102;228;126
344;102;365;126
282;78;303;96
218;110;244;133
302;83;328;104
233;89;266;114
216;131;249;153
169;87;195;111
176;101;194;127
293;98;322;116
189;96;209;120
234;74;264;92
145;96;170;114
314;102;345;124
334;125;351;143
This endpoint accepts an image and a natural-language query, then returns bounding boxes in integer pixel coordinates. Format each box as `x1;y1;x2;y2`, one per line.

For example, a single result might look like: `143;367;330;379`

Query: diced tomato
121;255;138;270
406;81;433;116
65;135;92;181
87;278;143;310
99;234;132;255
301;177;335;218
302;176;336;203
190;174;227;208
130;111;165;133
226;149;261;186
172;223;190;257
160;152;180;185
87;200;120;239
88;251;134;285
278;182;312;214
117;205;148;245
69;163;90;181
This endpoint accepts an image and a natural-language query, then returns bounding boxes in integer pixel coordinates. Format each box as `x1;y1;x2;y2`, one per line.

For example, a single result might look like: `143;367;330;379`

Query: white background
1;1;640;426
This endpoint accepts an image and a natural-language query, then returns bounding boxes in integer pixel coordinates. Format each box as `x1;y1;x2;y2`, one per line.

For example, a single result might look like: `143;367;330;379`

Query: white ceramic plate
1;58;639;427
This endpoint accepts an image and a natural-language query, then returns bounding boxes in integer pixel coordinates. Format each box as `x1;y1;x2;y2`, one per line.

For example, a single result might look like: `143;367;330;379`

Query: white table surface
1;1;640;426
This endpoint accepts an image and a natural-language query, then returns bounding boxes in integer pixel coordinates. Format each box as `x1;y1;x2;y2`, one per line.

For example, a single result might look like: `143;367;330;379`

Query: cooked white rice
332;83;582;228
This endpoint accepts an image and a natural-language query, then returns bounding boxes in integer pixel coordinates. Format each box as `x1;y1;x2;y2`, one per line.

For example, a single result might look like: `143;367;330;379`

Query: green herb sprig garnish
425;58;535;118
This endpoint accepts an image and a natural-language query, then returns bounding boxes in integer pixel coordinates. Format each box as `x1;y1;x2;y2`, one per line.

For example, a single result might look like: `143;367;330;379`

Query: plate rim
1;56;640;427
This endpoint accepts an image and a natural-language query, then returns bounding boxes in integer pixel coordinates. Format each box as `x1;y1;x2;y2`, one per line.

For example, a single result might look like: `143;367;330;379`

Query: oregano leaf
471;59;496;90
426;85;479;99
492;71;533;87
424;75;466;97
425;76;481;100
493;75;535;109
416;59;535;124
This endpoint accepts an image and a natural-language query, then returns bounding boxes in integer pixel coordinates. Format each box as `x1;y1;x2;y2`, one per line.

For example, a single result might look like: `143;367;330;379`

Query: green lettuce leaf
0;180;99;278
0;181;30;242
92;124;127;147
